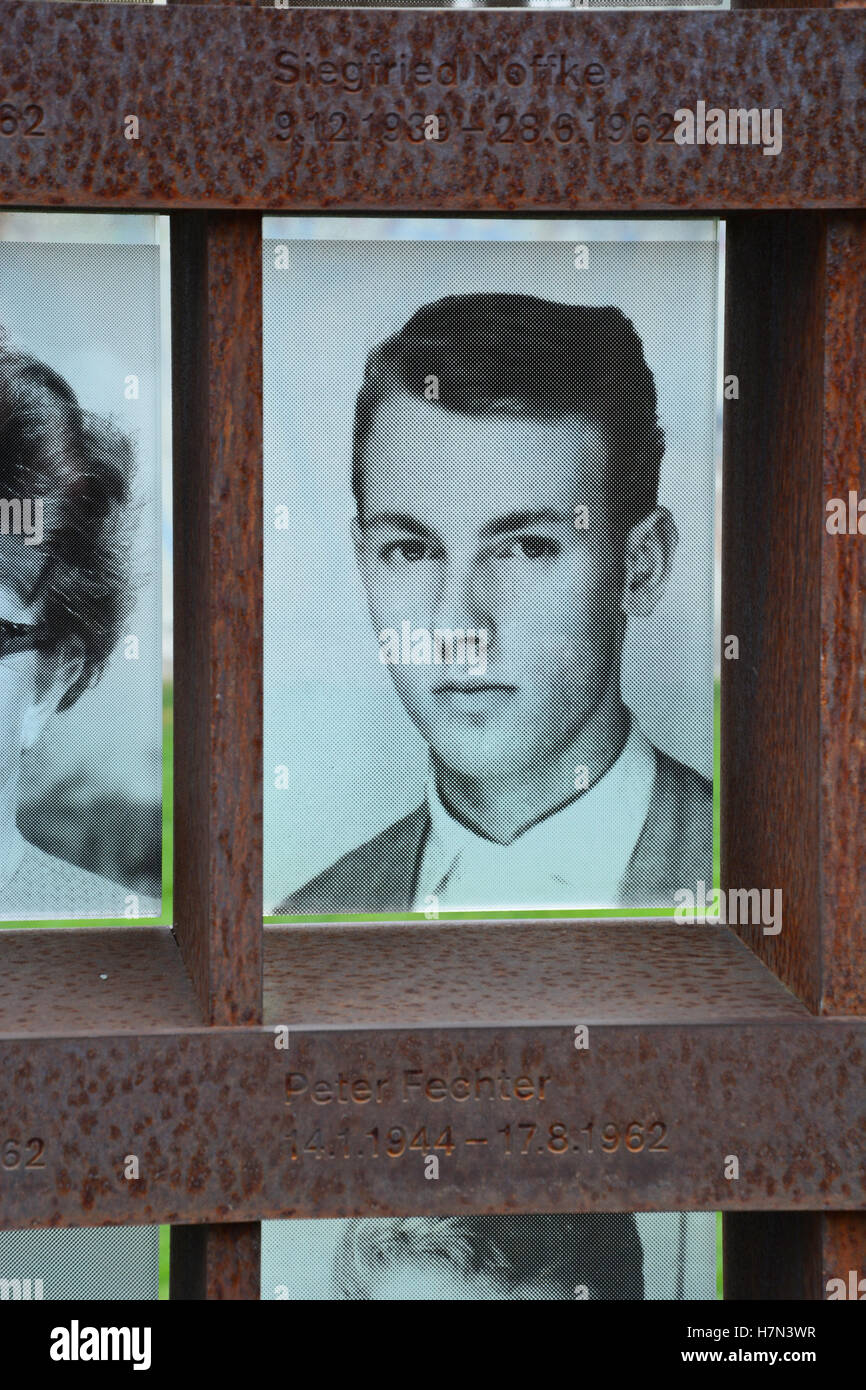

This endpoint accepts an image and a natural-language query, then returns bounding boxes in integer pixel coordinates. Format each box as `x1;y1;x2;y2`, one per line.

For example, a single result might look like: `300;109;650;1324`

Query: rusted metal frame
0;1;861;1310
167;0;262;1301
0;920;813;1033
164;0;264;1297
721;88;866;1308
171;210;263;1029
169;1222;262;1301
0;1021;864;1230
167;0;264;1294
724;1213;866;1301
169;212;263;1295
720;0;866;1301
260;920;815;1027
0;6;865;211
722;211;866;1013
722;212;825;1011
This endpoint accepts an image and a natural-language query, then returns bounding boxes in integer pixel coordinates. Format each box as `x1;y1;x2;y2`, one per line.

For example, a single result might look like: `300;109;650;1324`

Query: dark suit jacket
278;747;713;915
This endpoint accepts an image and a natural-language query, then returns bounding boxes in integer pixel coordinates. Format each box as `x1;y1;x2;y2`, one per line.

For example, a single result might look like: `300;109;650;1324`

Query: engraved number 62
0;104;45;138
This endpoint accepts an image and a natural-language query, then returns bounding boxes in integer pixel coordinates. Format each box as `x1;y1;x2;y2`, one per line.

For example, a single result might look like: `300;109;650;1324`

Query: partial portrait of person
0;340;159;920
278;292;712;916
331;1212;645;1300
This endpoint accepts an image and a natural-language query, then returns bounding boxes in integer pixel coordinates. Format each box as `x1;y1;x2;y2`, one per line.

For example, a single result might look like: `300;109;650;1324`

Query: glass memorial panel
264;216;721;922
0;1226;159;1302
0;214;166;925
262;1212;718;1300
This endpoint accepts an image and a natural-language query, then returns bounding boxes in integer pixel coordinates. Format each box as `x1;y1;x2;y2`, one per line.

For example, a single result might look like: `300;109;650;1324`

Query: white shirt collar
414;718;657;912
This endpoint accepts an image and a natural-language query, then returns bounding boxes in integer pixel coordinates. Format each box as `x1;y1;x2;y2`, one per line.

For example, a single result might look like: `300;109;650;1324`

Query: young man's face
0;576;44;799
0;540;83;807
369;1255;586;1300
354;389;631;784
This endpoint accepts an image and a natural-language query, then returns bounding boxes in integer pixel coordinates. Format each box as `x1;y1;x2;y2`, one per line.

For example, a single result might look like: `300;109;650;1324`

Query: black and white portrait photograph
261;1211;718;1300
264;217;719;919
0;215;164;922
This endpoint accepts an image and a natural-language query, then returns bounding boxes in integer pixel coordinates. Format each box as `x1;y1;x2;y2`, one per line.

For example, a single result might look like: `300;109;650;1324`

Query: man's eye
381;539;427;563
514;536;560;560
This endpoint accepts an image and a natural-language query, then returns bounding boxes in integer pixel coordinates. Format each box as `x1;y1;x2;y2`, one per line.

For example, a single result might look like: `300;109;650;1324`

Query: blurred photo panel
0;215;163;922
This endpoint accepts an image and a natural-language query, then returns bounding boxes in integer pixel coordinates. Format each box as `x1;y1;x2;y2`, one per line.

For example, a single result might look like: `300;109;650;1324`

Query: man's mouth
432;682;517;695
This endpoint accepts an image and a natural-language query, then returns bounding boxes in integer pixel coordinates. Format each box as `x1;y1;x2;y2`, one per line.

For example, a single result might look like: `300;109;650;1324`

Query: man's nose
432;556;497;644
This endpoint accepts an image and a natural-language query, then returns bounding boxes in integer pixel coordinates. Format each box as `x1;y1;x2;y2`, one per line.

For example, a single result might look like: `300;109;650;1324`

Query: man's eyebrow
478;508;574;539
359;512;437;538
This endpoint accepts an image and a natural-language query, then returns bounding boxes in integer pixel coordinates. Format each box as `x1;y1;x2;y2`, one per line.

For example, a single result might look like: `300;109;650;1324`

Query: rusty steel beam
0;6;864;211
818;214;866;1015
0;1021;863;1229
166;0;266;1297
170;1222;262;1300
721;207;866;1299
724;1212;866;1300
0;922;812;1033
171;210;264;1028
722;212;866;1016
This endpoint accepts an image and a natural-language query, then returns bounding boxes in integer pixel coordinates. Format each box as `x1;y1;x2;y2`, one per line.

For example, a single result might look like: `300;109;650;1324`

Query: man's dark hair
332;1212;644;1300
0;337;139;710
352;292;665;533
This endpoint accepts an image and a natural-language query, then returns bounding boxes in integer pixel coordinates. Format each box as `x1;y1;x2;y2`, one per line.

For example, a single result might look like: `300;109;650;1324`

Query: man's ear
20;643;87;751
621;505;678;622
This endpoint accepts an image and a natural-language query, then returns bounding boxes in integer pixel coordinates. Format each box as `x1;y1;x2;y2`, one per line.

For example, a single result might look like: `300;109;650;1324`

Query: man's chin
425;738;528;788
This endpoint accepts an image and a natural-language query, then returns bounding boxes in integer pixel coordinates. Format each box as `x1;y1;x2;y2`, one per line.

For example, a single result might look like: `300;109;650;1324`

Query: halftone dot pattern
261;1212;717;1300
635;1211;716;1300
0;241;162;922
265;229;717;916
0;1226;159;1300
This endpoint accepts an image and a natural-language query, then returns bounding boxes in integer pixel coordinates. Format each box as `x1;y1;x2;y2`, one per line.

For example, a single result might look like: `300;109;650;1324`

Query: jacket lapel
366;803;430;911
618;749;677;904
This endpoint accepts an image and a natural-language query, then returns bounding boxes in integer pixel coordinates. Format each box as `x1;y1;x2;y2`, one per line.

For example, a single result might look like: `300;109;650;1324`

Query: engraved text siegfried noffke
274;50;608;95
